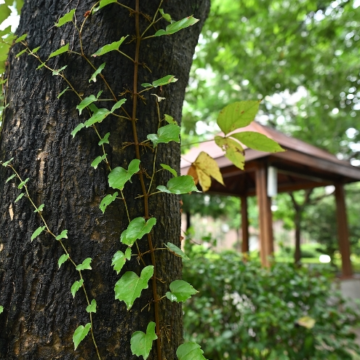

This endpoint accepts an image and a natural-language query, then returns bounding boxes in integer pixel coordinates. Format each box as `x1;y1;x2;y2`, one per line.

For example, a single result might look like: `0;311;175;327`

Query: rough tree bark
0;1;210;359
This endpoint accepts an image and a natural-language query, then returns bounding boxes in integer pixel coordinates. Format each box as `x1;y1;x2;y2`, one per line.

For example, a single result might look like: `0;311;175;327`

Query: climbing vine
0;1;283;359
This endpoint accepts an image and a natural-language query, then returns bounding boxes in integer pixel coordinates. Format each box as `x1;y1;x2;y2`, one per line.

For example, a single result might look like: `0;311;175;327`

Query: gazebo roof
181;122;360;196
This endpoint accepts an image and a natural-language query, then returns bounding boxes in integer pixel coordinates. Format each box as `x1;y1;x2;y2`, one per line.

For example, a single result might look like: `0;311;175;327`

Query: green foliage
157;175;199;195
230;131;284;152
147;124;180;147
56;230;68;240
176;342;207;360
76;95;98;115
55;9;76;27
48;43;69;59
34;204;44;213
154;16;199;37
160;164;177;177
73;323;91;350
76;258;92;271
58;254;70;268
114;265;154;310
165;242;189;260
112;248;131;274
183;248;360;360
108;159;140;190
31;226;46;242
166;280;198;303
86;299;97;314
92;36;128;57
0;305;3;314
141;75;178;88
89;63;106;83
120;217;157;246
99;192;118;214
130;322;158;359
71;279;84;298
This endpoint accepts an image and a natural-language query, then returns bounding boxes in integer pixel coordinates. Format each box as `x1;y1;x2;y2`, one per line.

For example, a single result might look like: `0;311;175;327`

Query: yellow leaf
197;168;211;192
194;151;224;186
187;165;198;185
215;136;245;170
297;316;316;329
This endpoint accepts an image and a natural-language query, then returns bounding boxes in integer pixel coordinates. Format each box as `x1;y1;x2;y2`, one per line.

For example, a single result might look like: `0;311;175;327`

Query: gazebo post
334;183;353;278
255;164;274;267
241;195;249;255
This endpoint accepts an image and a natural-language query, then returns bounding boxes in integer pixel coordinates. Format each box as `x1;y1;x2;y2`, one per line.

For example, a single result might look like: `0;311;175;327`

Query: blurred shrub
183;246;360;360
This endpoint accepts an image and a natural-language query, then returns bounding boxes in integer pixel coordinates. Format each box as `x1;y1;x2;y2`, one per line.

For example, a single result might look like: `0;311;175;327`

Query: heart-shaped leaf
147;124;180;147
76;95;97;115
108;159;140;190
114;265;154;310
92;36;128;57
48;43;69;59
31;226;46;242
166;280;198;302
84;108;110;127
230;131;284;153
89;62;106;82
165;242;189;260
112;247;131;274
86;299;97;313
120;217;157;246
156;176;200;195
71;279;84;298
58;254;69;268
73;323;91;350
99;192;118;214
130;321;158;359
55;9;76;27
154;16;199;37
176;342;207;360
56;230;68;240
76;258;92;271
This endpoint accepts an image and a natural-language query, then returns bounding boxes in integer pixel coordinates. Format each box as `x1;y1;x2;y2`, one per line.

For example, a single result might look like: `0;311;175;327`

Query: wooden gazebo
181;122;360;277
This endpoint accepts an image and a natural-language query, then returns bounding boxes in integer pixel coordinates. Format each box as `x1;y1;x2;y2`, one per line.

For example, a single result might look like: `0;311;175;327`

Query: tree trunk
294;210;302;265
0;1;209;359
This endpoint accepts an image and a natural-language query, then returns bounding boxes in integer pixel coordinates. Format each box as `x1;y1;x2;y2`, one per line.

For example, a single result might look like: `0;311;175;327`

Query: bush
183;247;360;360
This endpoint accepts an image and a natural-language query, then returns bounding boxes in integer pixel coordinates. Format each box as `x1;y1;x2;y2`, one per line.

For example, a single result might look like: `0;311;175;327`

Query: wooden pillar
241;196;249;254
334;184;353;278
255;164;274;267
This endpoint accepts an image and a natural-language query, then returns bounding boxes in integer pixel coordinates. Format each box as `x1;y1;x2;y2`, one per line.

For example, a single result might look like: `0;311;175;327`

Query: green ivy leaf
111;98;126;113
15;49;27;58
52;65;67;76
0;5;11;25
230;131;285;153
166;280;198;303
147;124;180;147
71;279;84;298
6;174;16;183
114;265;154;310
217;101;260;135
84;108;110;127
91;154;107;169
34;204;45;213
159;9;172;23
18;178;29;189
112;248;131;274
99;192;118;214
86;299;97;314
98;132;110;146
89;62;106;82
58;254;69;268
215;136;245;169
130;321;158;360
164;114;177;124
31;226;46;242
176;342;207;360
73;323;91;350
57;86;69;99
142;75;178;88
15;33;27;44
0;305;3;314
2;158;13;167
154;16;199;36
71;123;85;138
160;164;177;177
76;258;92;271
92;36;128;57
36;63;45;70
56;230;68;241
120;217;157;247
15;193;25;203
48;43;69;59
165;242;189;260
93;0;117;12
55;9;76;27
30;46;41;54
108;159;140;191
156;176;200;195
76;95;97;115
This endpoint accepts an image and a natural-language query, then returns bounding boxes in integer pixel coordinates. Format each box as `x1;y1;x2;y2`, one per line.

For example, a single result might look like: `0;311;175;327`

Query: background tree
0;1;209;359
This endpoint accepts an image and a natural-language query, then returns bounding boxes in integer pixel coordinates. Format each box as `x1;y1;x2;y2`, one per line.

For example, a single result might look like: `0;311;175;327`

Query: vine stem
8;165;102;360
133;1;162;359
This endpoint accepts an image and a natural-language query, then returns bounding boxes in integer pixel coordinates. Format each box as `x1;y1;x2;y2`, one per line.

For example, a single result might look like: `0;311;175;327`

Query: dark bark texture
0;1;210;359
